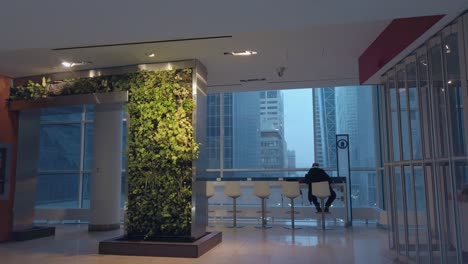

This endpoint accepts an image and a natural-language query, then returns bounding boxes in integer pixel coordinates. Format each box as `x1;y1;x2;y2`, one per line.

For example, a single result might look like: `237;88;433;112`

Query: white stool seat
312;181;331;198
254;181;270;198
206;181;215;199
282;181;300;199
224;182;241;198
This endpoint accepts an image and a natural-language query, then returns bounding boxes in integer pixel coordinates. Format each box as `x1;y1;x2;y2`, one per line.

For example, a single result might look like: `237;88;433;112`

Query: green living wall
10;69;199;239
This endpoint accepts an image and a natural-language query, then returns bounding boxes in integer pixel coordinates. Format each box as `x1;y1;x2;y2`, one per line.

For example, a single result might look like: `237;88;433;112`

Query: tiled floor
0;221;398;264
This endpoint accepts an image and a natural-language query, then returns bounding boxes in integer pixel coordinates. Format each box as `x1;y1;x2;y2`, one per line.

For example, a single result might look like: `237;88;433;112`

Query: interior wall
0;75;17;241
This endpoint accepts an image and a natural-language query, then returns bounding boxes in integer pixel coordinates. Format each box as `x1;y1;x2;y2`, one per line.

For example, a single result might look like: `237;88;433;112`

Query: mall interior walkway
0;222;396;264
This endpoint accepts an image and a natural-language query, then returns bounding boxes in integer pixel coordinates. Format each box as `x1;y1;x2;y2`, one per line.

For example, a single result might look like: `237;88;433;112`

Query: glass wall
380;15;468;263
207;86;380;213
36;105;126;209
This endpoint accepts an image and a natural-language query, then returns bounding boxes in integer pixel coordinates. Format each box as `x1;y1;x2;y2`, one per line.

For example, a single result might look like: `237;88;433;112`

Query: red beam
359;15;443;84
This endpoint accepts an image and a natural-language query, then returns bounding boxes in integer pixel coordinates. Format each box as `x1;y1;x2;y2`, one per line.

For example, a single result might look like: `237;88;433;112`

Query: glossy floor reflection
0;222;398;264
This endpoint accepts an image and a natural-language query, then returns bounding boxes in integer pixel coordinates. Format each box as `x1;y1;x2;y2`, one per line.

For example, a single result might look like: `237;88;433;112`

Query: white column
89;103;122;231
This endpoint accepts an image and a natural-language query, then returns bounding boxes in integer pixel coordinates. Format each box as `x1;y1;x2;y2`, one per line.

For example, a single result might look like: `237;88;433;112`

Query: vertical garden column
89;103;123;231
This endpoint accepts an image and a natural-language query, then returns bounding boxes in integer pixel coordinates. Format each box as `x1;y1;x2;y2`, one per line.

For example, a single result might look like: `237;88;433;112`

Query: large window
36;105;126;209
207;86;379;209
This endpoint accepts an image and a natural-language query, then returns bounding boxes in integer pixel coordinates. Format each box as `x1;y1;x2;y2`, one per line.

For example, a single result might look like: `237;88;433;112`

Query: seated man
304;162;336;213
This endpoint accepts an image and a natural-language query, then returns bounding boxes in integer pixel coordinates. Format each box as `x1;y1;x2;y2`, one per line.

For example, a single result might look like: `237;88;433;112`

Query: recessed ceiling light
146;53;156;58
224;50;258;56
62;62;73;68
61;61;92;68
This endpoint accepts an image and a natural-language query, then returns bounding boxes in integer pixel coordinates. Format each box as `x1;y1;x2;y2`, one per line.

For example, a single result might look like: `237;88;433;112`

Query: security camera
276;66;286;77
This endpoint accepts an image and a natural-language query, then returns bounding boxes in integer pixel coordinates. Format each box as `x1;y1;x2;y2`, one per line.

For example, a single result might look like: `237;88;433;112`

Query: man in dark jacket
304;162;336;213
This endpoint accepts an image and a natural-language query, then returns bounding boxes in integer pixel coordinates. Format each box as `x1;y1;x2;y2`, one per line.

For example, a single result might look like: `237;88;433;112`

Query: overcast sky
283;88;314;169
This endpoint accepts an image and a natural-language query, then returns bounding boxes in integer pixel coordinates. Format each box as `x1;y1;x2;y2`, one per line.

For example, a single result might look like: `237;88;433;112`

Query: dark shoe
324;207;330;213
315;208;322;213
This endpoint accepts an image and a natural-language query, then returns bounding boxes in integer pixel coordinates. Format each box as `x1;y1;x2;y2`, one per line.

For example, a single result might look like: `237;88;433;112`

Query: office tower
312;88;337;168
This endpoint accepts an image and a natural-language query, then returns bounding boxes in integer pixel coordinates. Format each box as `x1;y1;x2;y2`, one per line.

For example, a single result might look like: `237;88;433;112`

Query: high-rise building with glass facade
312;87;337;168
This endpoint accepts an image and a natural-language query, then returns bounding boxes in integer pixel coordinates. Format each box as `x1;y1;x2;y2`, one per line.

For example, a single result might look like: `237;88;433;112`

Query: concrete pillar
89;103;122;231
13;109;41;231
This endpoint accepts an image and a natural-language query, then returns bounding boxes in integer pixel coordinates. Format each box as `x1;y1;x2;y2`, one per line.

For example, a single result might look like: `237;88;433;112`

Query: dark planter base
99;231;222;258
12;226;55;241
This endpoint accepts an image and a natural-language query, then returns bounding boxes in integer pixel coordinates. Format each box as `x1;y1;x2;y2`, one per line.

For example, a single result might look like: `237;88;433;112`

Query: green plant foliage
125;69;197;239
9;69;198;240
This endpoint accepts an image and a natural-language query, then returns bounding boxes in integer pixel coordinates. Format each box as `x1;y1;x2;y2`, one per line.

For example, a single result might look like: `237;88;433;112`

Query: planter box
99;231;222;258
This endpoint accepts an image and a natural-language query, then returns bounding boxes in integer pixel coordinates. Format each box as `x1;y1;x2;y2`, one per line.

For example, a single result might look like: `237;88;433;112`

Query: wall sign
0;143;11;199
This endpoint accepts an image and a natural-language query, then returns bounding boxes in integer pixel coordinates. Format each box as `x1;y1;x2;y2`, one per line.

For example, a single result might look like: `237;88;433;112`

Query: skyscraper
312;87;337;168
259;90;287;177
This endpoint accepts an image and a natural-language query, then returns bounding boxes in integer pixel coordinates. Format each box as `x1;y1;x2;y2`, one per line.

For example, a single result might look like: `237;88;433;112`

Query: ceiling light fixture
224;50;258;56
61;61;92;68
445;44;451;54
146;53;156;58
240;78;266;82
448;80;453;84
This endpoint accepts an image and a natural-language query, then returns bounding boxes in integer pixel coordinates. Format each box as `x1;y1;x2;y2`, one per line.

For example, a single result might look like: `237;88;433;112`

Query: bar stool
206;181;216;226
224;181;244;228
282;181;302;229
254;181;272;229
312;181;332;230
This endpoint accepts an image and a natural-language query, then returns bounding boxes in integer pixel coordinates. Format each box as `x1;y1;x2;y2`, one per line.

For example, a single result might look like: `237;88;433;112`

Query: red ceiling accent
359;15;444;84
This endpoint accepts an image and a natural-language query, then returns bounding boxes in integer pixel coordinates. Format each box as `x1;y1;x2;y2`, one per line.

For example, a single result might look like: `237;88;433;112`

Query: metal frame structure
379;13;468;264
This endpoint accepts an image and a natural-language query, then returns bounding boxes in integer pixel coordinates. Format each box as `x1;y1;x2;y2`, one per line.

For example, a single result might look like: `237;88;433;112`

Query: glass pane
397;70;410;160
81;172;126;209
407;62;422;160
438;164;458;263
39;124;81;171
82;173;91;209
335;86;376;167
390;79;400;161
405;166;417;260
425;165;442;262
454;162;468;264
121;172;126;208
418;54;432;159
122;121;127;170
41;106;82;122
350;171;377;208
414;166;431;262
430;43;449;158
35;173;79;208
215;89;314;179
85;105;95;120
207;94;221;170
386;167;395;250
84;123;93;171
394;167;407;255
444;33;466;156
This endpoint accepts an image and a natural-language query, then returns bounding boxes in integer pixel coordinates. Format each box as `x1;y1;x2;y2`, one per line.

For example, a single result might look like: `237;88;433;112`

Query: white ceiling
0;0;466;92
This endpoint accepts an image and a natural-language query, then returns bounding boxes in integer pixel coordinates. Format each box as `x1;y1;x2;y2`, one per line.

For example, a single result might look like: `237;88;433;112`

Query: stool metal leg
284;198;302;230
228;197;244;228
256;197;272;229
321;198;325;230
316;198;332;230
